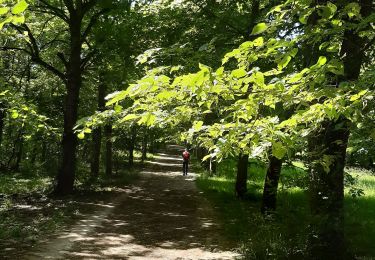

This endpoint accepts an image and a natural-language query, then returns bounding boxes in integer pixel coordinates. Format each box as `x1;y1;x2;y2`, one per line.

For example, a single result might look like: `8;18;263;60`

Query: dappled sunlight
146;160;182;167
25;148;238;259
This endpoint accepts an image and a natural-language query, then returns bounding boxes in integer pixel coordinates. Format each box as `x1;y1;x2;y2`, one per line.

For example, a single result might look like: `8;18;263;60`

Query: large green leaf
12;0;28;15
251;23;268;35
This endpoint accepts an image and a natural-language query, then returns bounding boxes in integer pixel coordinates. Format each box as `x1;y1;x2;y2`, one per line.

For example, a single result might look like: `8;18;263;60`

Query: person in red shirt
182;148;190;176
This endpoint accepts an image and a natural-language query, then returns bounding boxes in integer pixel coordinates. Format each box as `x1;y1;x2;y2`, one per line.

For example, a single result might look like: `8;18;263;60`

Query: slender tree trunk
261;156;282;215
141;128;148;163
90;82;106;178
7;130;22;170
14;132;24;171
30;142;37;164
105;124;113;176
129;125;136;166
210;158;217;174
235;154;249;199
0;104;5;148
149;130;156;153
54;18;82;195
41;141;47;163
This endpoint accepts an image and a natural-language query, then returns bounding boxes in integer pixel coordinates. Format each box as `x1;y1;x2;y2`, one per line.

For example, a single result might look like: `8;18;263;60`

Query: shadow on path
26;145;239;260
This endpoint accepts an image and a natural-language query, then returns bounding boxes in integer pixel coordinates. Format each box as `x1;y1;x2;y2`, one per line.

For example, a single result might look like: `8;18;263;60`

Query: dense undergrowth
196;159;375;259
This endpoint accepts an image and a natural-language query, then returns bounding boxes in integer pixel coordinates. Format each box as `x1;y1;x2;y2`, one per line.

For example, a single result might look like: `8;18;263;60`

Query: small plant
344;172;365;198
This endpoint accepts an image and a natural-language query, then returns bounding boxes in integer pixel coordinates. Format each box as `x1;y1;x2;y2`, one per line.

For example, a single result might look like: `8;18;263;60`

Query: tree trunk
54;19;82;195
308;118;350;258
141;128;148;163
308;0;371;257
261;156;282;215
235;154;249;199
14;134;24;171
0;104;5;148
129;125;136;166
105;124;113;176
90;83;106;178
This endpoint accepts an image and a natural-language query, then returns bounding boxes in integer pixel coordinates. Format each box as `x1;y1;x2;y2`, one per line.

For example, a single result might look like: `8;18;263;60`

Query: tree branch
0;46;31;55
82;0;97;15
81;49;97;71
81;8;110;42
10;23;67;82
63;0;75;15
32;56;66;82
361;36;375;53
32;0;69;22
191;0;247;38
57;52;69;68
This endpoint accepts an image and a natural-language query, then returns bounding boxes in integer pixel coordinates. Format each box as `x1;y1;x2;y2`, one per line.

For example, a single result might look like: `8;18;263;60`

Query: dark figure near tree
182;148;190;176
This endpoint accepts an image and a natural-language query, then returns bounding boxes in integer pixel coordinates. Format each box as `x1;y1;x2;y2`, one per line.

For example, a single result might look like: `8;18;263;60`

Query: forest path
25;145;239;260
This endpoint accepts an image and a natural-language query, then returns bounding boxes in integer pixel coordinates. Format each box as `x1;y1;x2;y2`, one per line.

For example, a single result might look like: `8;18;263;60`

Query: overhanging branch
81;8;110;42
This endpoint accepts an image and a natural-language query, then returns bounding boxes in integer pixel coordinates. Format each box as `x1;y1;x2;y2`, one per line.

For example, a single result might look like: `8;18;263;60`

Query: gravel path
26;146;239;260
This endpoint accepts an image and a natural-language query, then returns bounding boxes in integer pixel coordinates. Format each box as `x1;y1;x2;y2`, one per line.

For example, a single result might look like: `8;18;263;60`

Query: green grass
196;159;375;259
0;174;52;194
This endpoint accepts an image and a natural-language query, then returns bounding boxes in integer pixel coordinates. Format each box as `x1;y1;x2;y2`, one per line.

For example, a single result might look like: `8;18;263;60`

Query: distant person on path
182;148;190;176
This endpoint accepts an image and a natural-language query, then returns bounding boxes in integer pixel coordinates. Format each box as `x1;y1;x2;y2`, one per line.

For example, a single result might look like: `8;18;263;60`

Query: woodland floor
17;145;240;260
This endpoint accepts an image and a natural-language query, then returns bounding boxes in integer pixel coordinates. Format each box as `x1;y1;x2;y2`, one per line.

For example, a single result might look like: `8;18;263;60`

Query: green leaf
12;0;28;15
277;55;292;70
83;128;92;134
77;132;85;140
114;104;123;113
0;7;9;15
202;154;211;162
272;142;287;159
317;56;327;66
318;2;337;19
120;114;138;122
156;90;175;100
350;90;368;101
106;90;127;106
345;2;360;18
12;15;25;24
231;68;247;78
251;23;268;35
327;59;344;75
216;67;224;76
138;113;156;126
193;121;204;131
253;37;264;47
253;71;265;86
299;9;313;24
11;111;19;119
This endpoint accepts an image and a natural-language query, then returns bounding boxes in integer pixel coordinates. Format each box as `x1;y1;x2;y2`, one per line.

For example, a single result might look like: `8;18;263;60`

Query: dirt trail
25;145;240;260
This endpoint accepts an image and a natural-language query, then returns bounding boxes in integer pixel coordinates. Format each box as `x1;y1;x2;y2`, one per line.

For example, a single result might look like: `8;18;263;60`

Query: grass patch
196;158;375;258
0;174;52;194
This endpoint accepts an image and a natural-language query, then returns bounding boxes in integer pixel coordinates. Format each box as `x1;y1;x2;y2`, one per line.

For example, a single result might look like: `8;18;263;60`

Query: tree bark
14;134;24;171
105;124;113;176
261;156;282;215
235;154;249;199
0;104;5;148
90;82;106;178
308;118;350;258
308;0;372;257
128;125;136;166
141;128;148;163
54;17;82;195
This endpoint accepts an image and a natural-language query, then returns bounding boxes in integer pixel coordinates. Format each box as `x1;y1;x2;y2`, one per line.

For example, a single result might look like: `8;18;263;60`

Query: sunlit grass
0;174;52;194
196;159;375;258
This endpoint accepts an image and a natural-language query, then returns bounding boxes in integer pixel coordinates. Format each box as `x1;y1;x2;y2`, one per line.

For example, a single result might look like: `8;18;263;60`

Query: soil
24;145;240;259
